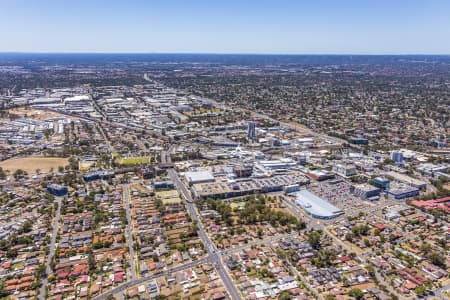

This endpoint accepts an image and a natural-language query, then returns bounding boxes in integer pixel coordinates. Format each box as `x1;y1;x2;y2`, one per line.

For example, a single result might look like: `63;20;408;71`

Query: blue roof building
83;170;115;182
47;184;68;197
154;180;175;190
387;186;419;200
372;177;390;191
349;137;369;145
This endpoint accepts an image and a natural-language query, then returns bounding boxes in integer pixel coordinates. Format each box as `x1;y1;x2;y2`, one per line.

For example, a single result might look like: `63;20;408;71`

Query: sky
0;0;449;54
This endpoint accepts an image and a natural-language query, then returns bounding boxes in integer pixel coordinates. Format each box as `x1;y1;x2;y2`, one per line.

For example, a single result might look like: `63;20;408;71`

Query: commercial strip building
293;190;343;219
191;174;309;199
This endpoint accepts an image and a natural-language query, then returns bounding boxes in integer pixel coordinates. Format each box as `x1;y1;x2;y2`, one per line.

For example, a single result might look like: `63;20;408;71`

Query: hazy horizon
1;0;450;54
1;52;450;56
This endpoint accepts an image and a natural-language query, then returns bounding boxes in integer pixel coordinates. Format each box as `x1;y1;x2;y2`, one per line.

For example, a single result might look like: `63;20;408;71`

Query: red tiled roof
375;223;387;230
114;272;124;282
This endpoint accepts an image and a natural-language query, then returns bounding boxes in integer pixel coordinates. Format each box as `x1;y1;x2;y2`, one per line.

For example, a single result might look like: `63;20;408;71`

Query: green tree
307;230;322;249
414;285;426;296
0;281;8;297
35;264;46;278
22;221;33;233
6;248;17;258
312;249;336;268
429;252;446;268
13;168;27;179
43;129;53;140
348;288;364;299
278;291;291;300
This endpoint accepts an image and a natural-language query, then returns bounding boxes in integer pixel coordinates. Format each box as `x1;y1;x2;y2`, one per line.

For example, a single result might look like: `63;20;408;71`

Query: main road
167;168;242;300
38;196;62;300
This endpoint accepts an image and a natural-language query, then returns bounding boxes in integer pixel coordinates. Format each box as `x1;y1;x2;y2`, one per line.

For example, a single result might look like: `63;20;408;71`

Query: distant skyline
1;0;450;54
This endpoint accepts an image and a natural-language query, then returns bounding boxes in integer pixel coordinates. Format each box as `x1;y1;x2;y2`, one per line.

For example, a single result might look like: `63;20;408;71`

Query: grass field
5;107;67;121
79;161;95;172
115;156;151;165
162;197;182;205
156;190;179;199
0;156;69;174
230;202;246;209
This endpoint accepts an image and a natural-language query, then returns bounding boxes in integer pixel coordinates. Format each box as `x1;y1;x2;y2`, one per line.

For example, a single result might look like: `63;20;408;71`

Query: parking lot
307;180;384;218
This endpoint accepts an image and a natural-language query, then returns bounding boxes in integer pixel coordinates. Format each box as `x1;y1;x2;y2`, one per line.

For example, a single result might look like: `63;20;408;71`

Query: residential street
123;184;137;280
38;197;62;300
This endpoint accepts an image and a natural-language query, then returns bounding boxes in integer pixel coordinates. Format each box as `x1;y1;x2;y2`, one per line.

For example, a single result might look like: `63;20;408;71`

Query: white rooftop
184;170;215;184
294;190;342;218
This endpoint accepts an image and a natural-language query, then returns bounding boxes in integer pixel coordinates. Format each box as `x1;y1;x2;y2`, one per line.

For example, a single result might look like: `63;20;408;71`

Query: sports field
0;156;69;174
115;156;151;165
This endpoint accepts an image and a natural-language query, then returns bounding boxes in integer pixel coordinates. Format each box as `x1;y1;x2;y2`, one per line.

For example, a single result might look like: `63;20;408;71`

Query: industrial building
294;190;343;219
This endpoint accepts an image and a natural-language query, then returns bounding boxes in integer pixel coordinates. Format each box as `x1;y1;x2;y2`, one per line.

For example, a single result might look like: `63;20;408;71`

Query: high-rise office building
390;151;404;164
247;121;256;141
